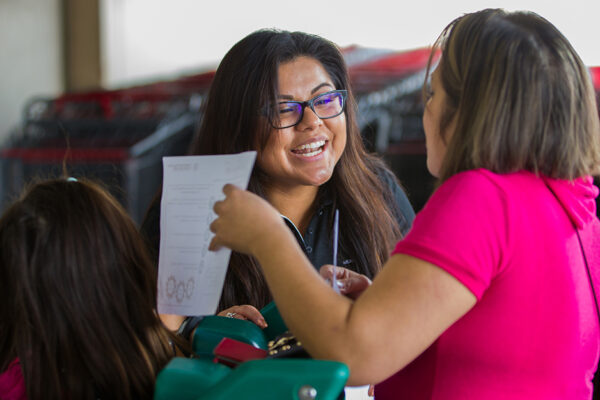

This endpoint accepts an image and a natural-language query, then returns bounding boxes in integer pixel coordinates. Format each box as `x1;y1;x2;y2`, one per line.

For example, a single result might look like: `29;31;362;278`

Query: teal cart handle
154;357;349;400
154;357;231;400
199;359;348;400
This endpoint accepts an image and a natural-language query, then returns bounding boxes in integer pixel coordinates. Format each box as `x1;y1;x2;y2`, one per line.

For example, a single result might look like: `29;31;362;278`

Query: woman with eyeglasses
140;30;415;331
209;9;600;399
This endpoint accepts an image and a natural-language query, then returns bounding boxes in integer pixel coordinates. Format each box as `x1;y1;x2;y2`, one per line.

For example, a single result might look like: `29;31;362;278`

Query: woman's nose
297;106;323;130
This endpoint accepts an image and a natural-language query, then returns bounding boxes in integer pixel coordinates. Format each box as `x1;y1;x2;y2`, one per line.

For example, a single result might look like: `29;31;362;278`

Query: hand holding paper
209;184;286;256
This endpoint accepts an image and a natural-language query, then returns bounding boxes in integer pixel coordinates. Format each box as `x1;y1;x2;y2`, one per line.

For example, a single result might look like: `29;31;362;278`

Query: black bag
266;331;309;359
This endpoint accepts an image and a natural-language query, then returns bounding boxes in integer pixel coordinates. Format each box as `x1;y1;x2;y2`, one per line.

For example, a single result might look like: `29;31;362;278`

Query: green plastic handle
198;359;349;400
154;357;349;400
192;315;269;356
154;357;230;400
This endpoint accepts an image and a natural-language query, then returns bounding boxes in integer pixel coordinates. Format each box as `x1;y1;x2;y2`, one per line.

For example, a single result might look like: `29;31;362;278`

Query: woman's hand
319;265;372;300
209;184;286;257
217;305;268;329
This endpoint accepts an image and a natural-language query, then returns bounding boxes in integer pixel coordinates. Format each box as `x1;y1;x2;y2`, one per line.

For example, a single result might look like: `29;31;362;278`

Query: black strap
177;316;204;341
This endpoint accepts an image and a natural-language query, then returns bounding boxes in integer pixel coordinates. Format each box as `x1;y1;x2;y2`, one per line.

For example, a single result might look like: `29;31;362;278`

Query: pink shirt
0;359;26;400
375;169;600;399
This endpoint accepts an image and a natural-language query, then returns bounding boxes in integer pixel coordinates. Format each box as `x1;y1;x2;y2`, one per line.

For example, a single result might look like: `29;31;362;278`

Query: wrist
252;219;295;261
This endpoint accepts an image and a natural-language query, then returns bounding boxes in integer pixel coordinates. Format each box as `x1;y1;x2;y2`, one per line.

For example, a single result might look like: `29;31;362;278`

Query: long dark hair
425;9;600;183
0;178;176;400
190;29;403;311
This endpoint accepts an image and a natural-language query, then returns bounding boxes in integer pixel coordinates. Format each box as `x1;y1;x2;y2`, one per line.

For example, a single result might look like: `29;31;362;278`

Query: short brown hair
427;8;600;182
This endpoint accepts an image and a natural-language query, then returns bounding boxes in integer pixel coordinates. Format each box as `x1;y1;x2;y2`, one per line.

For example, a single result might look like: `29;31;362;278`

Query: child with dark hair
0;178;184;400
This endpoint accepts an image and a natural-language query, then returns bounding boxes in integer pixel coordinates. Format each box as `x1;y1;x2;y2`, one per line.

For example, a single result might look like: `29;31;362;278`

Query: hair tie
66;177;78;182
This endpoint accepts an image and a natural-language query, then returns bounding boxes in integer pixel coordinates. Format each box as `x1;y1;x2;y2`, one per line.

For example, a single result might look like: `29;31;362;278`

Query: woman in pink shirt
209;8;600;400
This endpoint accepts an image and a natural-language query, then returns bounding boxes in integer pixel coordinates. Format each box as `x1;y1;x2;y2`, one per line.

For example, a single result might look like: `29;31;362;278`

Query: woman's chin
308;171;334;187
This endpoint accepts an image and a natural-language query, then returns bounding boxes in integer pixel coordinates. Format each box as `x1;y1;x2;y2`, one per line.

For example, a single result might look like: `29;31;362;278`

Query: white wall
100;0;600;87
0;0;63;142
0;0;597;141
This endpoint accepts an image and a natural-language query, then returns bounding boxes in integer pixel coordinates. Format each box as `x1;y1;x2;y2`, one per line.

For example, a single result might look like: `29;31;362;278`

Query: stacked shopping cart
0;72;214;224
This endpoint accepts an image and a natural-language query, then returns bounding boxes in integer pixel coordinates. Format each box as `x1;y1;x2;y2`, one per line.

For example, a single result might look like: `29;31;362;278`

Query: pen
332;209;340;293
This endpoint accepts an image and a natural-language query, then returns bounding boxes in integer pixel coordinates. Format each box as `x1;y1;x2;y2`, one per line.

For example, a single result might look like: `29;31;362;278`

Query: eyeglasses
268;90;347;129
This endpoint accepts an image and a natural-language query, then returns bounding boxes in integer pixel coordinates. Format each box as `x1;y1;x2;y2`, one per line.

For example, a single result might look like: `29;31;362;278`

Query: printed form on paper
157;152;257;315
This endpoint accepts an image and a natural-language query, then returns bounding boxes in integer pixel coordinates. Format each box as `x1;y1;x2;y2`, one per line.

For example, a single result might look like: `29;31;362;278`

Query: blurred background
0;0;599;225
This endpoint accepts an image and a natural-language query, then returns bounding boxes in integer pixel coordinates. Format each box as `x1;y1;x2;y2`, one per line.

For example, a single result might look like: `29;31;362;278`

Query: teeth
299;148;324;157
294;140;325;151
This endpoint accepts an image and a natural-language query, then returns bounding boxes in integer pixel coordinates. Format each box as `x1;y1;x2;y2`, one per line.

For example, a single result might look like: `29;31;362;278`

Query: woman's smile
290;139;328;158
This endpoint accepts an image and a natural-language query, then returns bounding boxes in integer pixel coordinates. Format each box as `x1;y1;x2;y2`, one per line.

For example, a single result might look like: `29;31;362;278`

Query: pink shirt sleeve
0;359;26;400
393;170;511;299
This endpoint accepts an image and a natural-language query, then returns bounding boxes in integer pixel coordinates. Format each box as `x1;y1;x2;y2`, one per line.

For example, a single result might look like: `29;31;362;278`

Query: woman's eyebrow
277;83;334;100
311;82;333;94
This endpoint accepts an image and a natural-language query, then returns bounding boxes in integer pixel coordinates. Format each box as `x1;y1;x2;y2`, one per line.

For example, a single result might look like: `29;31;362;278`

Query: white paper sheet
157;151;257;315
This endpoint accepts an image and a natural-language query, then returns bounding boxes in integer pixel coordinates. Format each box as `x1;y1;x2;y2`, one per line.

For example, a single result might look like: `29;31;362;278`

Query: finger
213;199;225;214
368;384;375;396
320;264;350;281
217;308;233;317
340;276;362;292
235;305;268;328
340;275;372;299
319;264;345;278
217;308;245;320
319;264;335;280
218;306;268;328
222;183;239;196
208;236;222;252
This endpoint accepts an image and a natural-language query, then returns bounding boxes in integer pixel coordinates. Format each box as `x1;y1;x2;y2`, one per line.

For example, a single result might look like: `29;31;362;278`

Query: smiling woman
140;29;415;330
